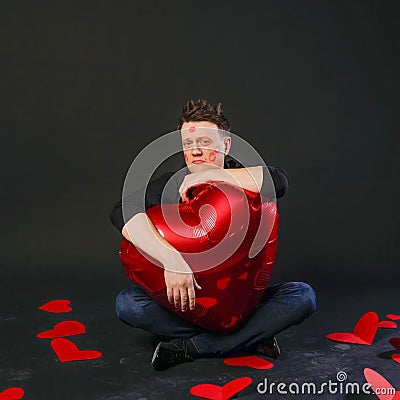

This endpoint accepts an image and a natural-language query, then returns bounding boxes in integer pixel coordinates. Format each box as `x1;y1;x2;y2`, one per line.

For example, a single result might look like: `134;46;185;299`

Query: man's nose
191;144;203;155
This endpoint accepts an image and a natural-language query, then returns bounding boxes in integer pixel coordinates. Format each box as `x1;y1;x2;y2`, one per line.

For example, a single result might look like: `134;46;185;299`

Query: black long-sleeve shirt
110;158;289;233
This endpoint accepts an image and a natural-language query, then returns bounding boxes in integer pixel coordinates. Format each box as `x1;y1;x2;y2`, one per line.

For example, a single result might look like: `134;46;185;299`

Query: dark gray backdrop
2;1;399;289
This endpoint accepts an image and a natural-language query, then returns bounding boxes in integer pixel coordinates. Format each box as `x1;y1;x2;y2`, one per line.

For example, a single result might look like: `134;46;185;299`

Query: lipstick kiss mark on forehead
189;126;196;133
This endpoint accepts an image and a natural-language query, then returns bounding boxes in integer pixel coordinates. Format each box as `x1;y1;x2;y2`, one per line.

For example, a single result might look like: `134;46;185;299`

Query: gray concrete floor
1;273;398;399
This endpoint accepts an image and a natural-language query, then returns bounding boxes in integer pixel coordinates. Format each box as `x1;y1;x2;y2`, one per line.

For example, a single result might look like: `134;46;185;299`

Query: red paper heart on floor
387;314;400;321
224;355;274;370
364;368;400;400
0;388;24;400
389;337;400;350
51;338;102;362
190;377;252;400
378;320;398;329
39;300;72;313
326;312;378;345
36;321;86;338
392;354;400;365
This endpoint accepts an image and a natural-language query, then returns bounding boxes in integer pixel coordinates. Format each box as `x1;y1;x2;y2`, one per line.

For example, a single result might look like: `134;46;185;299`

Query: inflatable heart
119;182;279;332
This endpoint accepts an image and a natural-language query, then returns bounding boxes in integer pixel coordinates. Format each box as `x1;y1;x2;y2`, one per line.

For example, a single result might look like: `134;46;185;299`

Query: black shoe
150;334;173;347
151;340;194;371
255;336;280;359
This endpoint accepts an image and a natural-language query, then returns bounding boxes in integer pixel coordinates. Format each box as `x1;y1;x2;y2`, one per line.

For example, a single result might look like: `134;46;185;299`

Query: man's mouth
192;160;206;164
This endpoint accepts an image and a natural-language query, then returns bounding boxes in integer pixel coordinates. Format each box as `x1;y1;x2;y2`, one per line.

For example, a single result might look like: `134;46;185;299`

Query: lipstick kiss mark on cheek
208;151;217;162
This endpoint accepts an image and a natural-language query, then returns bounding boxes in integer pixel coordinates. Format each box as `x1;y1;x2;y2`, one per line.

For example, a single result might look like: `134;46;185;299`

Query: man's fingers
174;290;181;309
188;284;196;310
193;276;202;290
165;271;200;311
180;288;189;312
167;286;174;305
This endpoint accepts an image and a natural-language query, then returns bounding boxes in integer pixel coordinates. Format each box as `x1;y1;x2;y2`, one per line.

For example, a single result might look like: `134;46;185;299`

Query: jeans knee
294;282;317;316
115;289;129;320
115;289;144;326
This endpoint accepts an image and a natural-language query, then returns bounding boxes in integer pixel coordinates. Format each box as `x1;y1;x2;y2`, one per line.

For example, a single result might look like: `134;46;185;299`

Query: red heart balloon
119;182;278;332
224;355;274;370
51;338;102;362
326;312;379;345
39;300;72;313
364;368;400;400
0;388;24;400
36;321;86;339
190;377;252;400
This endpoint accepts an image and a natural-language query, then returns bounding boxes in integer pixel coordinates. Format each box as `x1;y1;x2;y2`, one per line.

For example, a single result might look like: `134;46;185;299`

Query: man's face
181;121;231;173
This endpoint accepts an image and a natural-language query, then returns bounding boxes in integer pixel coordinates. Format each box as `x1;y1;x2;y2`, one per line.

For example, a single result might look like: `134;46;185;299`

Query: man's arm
110;172;200;312
179;165;289;200
122;218;201;313
122;213;201;312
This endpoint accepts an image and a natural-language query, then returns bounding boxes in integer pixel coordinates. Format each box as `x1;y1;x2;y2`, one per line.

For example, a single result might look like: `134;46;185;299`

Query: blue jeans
115;281;316;356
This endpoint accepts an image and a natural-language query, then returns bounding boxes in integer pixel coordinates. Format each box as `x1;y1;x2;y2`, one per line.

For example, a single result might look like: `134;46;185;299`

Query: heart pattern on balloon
195;298;218;308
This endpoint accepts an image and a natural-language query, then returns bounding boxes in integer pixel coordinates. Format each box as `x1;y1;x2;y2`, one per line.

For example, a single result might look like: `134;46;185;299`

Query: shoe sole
151;342;162;366
273;338;281;358
256;337;281;359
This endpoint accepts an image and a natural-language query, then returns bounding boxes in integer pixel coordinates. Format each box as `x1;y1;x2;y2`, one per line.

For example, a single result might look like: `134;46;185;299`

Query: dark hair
177;99;231;134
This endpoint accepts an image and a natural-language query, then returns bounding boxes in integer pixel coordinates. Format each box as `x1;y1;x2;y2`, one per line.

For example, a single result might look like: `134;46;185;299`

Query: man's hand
163;255;202;312
179;169;217;202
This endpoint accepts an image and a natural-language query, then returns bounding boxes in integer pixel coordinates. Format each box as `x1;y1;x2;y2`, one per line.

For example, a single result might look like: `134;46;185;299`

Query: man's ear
223;136;232;155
